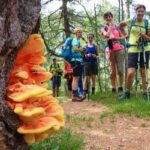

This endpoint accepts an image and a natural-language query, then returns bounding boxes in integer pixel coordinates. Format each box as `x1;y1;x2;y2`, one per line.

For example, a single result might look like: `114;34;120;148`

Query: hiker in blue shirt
71;27;86;102
83;33;99;97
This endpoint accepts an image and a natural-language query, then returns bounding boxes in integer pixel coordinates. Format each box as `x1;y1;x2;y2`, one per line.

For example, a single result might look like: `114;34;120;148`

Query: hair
135;4;146;11
87;32;94;38
74;27;83;34
103;11;113;19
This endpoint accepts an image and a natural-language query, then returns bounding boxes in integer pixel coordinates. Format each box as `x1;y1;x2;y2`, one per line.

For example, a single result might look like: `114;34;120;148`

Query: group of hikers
50;4;150;102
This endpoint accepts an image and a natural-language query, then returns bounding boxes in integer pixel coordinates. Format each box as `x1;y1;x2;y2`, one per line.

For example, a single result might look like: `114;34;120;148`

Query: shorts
52;76;61;89
128;51;149;69
67;79;72;91
84;62;98;76
106;49;125;75
71;61;82;77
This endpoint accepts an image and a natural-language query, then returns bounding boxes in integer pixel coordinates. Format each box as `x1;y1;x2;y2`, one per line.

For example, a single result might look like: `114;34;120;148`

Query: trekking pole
124;39;128;90
141;38;149;100
135;49;140;97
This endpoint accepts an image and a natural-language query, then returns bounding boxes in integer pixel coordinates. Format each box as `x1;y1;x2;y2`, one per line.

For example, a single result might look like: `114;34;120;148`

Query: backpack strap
126;17;149;48
144;18;148;35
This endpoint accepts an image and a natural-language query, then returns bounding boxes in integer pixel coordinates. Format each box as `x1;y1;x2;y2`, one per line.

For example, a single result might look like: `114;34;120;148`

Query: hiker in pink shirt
100;11;126;92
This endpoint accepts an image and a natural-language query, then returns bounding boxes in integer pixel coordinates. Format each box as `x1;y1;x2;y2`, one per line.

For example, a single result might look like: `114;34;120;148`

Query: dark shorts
128;51;149;69
71;61;82;77
67;79;72;91
84;62;98;76
52;76;61;89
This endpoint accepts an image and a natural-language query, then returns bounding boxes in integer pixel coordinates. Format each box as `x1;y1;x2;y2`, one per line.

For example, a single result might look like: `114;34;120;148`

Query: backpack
126;17;148;48
61;37;73;62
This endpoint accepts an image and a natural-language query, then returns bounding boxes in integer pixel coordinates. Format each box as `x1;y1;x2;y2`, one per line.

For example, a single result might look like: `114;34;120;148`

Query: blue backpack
126;17;148;48
61;37;73;62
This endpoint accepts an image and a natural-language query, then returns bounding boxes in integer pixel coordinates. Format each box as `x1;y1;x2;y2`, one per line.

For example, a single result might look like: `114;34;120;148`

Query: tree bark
0;0;41;149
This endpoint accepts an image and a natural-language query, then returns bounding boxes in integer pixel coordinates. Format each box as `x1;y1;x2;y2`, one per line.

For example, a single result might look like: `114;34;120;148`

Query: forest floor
61;98;150;150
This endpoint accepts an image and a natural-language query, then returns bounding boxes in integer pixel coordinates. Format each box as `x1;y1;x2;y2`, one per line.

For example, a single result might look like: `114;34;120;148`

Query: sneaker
118;87;123;92
112;88;116;93
118;91;130;100
72;94;86;102
143;92;149;101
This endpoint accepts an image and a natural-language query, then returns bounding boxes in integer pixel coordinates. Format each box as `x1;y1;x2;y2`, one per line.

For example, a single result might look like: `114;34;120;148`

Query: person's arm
119;21;128;38
73;45;85;52
100;27;110;38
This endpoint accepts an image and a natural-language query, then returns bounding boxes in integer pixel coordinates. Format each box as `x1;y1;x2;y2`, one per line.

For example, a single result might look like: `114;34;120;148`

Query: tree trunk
0;0;41;149
62;0;71;38
124;0;130;19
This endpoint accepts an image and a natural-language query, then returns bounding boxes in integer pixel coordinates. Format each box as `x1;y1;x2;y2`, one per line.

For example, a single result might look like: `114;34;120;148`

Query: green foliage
30;128;84;150
91;92;150;118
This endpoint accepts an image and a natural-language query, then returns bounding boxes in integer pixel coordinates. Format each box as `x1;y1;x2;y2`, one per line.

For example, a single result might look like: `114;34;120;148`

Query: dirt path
61;100;150;150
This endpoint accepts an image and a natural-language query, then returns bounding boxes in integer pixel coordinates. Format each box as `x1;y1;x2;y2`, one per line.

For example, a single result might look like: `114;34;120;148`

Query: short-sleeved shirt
64;64;73;79
101;23;124;51
126;18;150;53
71;38;83;62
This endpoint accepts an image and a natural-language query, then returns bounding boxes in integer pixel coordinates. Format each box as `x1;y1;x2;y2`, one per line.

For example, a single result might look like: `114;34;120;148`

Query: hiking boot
118;91;130;100
72;94;86;102
112;88;116;93
142;92;149;101
118;87;123;92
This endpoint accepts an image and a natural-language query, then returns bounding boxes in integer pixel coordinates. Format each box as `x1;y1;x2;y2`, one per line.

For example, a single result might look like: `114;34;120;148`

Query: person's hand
79;47;85;51
139;32;147;39
87;53;92;57
91;54;97;57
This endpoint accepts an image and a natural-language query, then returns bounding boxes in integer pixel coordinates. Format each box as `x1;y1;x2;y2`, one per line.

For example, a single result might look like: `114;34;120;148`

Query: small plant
30;128;84;150
65;114;94;128
92;92;150;118
140;123;147;127
99;111;116;123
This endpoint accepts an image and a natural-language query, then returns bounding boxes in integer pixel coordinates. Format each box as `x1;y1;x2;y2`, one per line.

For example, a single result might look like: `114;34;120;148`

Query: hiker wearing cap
100;11;126;93
119;4;150;100
71;27;86;102
83;33;99;97
50;58;63;97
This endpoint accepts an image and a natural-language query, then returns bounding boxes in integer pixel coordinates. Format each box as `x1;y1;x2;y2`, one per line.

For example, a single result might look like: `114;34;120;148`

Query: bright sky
41;0;150;15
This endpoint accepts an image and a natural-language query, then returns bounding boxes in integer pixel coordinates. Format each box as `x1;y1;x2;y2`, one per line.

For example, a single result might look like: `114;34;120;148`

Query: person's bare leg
126;68;136;91
83;76;89;91
140;68;148;92
72;76;79;90
72;76;79;100
91;75;96;95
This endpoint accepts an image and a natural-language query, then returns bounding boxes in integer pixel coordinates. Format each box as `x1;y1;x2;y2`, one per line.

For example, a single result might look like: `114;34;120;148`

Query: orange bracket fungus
6;34;65;144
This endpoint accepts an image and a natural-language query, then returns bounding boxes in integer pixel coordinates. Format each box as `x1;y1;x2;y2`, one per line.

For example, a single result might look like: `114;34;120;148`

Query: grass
66;114;94;128
99;111;116;123
30;128;84;150
91;91;150;118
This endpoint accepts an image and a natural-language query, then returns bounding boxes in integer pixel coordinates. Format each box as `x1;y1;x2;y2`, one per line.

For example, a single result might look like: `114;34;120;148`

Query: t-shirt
126;18;150;52
101;23;124;51
64;64;73;79
71;38;83;62
84;44;97;62
50;64;62;77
